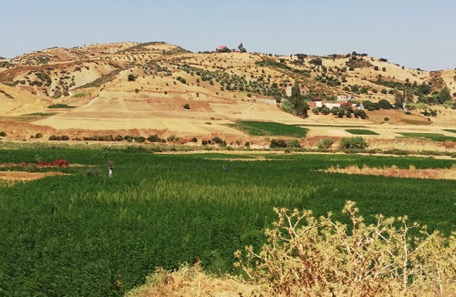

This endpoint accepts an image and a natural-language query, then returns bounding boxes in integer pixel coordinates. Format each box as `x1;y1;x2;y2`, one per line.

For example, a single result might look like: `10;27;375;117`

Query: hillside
1;42;456;145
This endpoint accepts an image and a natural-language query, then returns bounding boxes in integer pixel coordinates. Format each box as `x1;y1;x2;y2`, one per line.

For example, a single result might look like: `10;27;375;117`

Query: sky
2;0;455;70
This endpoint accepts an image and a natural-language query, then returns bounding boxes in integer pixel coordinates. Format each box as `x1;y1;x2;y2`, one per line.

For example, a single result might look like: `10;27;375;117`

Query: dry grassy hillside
0;42;455;145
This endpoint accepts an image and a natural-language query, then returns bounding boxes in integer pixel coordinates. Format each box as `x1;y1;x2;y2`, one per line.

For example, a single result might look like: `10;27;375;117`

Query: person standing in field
108;161;113;177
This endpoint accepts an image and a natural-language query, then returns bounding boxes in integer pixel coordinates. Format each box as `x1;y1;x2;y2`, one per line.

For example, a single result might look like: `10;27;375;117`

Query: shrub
183;103;190;110
134;136;146;143
378;99;391;109
287;139;301;148
270;139;287;148
212;136;224;144
337;109;345;118
309;57;323;66
236;201;456;296
48;135;70;141
48;104;75;109
318;137;334;149
127;74;136;82
339;136;367;150
146;135;160;142
0;131;6;137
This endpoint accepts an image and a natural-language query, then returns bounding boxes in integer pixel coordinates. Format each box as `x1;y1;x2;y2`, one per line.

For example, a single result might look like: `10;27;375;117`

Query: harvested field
0;171;66;181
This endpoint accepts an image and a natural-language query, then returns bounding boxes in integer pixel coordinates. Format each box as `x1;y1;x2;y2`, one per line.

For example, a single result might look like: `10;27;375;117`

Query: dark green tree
288;82;309;117
309;57;322;66
378;99;391;109
439;87;451;103
238;43;247;53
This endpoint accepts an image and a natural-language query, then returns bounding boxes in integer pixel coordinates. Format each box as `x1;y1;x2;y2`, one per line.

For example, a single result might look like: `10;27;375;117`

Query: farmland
0;146;455;296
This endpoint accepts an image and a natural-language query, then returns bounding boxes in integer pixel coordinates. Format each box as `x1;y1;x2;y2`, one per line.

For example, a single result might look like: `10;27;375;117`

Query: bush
287;139;301;148
48;135;70;141
236;201;456;296
0;131;6;137
134;136;146;143
147;135;160;142
128;74;136;81
48;104;75;109
318;138;334;149
183;103;190;110
378;99;391;109
309;57;322;66
339;137;367;150
270;139;287;148
212;136;224;144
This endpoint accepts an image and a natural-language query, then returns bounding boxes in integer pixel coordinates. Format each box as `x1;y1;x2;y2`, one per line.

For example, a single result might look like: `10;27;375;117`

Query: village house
337;95;354;102
285;84;309;97
324;102;341;109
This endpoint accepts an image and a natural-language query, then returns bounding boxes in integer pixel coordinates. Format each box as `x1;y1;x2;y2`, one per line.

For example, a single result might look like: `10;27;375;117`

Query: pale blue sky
2;0;455;70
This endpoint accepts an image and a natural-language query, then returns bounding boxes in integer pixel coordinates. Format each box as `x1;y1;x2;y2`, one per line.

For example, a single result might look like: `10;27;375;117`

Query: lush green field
0;146;455;296
399;132;456;142
230;121;308;137
346;129;379;135
444;129;456;134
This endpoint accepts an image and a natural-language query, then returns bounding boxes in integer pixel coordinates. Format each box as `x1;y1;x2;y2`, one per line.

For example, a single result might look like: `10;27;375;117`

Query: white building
337;95;354;102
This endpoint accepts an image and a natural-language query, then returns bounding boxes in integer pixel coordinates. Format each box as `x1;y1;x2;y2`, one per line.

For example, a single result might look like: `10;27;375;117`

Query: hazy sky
2;0;455;70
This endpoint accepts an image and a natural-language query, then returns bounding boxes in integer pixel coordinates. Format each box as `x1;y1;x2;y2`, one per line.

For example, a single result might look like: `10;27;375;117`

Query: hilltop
1;41;456;149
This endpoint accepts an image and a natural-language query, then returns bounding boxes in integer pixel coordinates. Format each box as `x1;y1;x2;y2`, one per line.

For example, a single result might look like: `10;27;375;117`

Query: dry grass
126;264;267;297
0;171;66;182
323;164;456;180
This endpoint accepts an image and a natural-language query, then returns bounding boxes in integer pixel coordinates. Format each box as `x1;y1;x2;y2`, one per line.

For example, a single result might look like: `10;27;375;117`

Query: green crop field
346;129;379;135
0;146;455;296
444;129;456;134
230;121;308;137
399;132;456;142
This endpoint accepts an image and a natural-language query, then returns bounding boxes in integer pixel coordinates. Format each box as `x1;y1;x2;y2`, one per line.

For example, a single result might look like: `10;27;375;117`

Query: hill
1;42;456;147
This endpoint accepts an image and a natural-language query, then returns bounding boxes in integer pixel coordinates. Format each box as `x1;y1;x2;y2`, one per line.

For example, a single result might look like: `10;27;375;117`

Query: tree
378;99;391;109
238;43;247;53
309;57;322;66
439;87;452;103
128;74;136;82
351;84;359;93
394;90;403;108
287;82;310;117
405;87;414;103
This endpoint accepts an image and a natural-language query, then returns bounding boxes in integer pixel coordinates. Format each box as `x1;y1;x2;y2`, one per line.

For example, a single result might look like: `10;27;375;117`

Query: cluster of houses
284;84;360;109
